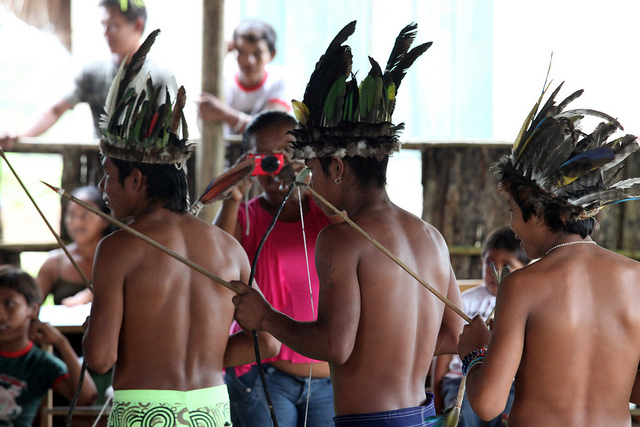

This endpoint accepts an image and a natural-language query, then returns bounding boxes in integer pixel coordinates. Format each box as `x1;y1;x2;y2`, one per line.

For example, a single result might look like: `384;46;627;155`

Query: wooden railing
3;138;640;279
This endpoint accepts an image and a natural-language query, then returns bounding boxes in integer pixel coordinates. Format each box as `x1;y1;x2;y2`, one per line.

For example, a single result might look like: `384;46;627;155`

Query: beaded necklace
545;240;596;256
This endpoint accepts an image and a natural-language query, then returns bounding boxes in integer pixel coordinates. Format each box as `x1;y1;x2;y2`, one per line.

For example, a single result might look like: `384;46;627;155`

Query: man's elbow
83;349;116;374
258;332;281;358
467;388;506;421
322;337;353;365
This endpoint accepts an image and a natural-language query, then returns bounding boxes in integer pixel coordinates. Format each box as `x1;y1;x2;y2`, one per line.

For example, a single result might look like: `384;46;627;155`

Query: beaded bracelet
461;348;486;376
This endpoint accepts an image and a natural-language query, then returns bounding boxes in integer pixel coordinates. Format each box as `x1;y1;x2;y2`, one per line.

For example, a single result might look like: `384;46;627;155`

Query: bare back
495;245;640;426
87;209;250;391
322;202;463;415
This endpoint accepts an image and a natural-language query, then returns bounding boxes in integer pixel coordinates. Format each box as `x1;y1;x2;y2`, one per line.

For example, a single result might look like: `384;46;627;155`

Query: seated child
432;226;529;427
0;265;97;426
37;186;113;306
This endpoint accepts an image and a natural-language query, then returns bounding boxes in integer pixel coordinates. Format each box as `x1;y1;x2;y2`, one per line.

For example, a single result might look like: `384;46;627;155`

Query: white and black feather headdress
99;29;193;165
495;82;640;221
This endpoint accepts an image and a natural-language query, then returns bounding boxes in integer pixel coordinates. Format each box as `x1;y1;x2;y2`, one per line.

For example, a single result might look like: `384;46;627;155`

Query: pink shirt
232;195;331;375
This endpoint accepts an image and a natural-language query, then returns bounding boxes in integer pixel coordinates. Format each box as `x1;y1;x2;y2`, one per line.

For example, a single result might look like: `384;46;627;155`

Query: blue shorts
333;393;435;426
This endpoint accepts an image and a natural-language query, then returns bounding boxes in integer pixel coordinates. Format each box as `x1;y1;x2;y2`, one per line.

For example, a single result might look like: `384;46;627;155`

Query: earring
335;176;342;185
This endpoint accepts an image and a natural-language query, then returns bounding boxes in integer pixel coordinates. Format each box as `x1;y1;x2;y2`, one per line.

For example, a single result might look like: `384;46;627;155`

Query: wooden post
199;0;226;222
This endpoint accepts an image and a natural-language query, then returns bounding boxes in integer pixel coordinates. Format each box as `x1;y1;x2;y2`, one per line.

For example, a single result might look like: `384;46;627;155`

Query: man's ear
269;49;276;61
128;168;145;192
331;157;345;180
135;18;145;35
29;302;41;320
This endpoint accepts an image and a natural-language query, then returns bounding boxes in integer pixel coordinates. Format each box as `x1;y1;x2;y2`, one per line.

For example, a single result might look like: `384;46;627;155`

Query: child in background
37;186;113;306
432;226;529;427
0;265;97;426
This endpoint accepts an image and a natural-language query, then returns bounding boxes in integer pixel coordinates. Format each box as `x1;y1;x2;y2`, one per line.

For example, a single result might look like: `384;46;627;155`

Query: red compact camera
248;153;284;175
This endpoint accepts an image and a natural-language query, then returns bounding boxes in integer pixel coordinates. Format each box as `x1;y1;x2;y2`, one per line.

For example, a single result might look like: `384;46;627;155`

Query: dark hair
233;19;277;55
99;0;147;30
505;179;595;238
482;226;530;266
66;186;116;237
319;156;388;189
0;265;41;305
497;163;595;239
111;158;189;213
242;110;298;152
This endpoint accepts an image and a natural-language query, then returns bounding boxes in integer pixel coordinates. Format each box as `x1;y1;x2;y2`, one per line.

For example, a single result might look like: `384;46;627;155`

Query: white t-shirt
224;66;291;133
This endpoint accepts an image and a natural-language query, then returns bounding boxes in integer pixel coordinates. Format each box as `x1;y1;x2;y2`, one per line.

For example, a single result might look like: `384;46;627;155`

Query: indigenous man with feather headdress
458;83;640;427
81;30;279;427
232;21;464;426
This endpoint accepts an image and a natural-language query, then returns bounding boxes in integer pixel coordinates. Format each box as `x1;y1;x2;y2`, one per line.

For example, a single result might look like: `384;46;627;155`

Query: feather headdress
495;82;640;221
99;29;193;165
289;21;432;161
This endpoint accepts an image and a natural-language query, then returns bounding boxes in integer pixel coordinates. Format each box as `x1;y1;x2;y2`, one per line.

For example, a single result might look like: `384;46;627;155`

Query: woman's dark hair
242;110;298;153
66;186;116;236
0;265;41;305
482;226;530;266
111;158;189;213
319;155;388;189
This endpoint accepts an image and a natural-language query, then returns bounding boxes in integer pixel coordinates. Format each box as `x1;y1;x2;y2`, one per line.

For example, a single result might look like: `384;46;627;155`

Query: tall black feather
384;23;418;77
116;29;161;103
389;40;432;91
302;21;356;126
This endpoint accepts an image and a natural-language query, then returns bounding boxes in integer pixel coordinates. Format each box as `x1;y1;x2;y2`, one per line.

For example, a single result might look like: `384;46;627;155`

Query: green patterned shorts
109;385;232;426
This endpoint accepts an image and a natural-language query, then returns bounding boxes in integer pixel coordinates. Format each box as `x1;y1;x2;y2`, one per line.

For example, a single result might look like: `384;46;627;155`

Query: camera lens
260;155;281;174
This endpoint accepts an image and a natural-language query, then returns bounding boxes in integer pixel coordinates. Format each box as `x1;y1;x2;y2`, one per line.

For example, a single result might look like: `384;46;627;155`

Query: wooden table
39;303;90;334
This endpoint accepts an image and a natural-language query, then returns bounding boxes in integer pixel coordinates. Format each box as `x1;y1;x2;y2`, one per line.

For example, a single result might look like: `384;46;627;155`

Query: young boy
82;33;278;427
458;84;640;426
432;226;529;427
215;110;334;426
0;265;97;426
232;21;465;426
197;19;291;134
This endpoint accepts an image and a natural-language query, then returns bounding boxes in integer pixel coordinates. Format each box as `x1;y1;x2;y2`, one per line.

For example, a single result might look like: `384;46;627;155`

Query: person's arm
30;320;98;405
196;93;250;133
61;288;93;307
20;99;71;138
434;266;464;356
36;252;63;302
213;171;252;240
232;225;361;363
223;328;281;367
432;355;454;413
457;273;525;420
83;235;126;373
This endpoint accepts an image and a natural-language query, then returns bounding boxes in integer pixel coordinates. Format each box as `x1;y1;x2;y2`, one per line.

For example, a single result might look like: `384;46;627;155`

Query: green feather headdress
99;29;193;165
289;21;432;161
495;81;640;221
